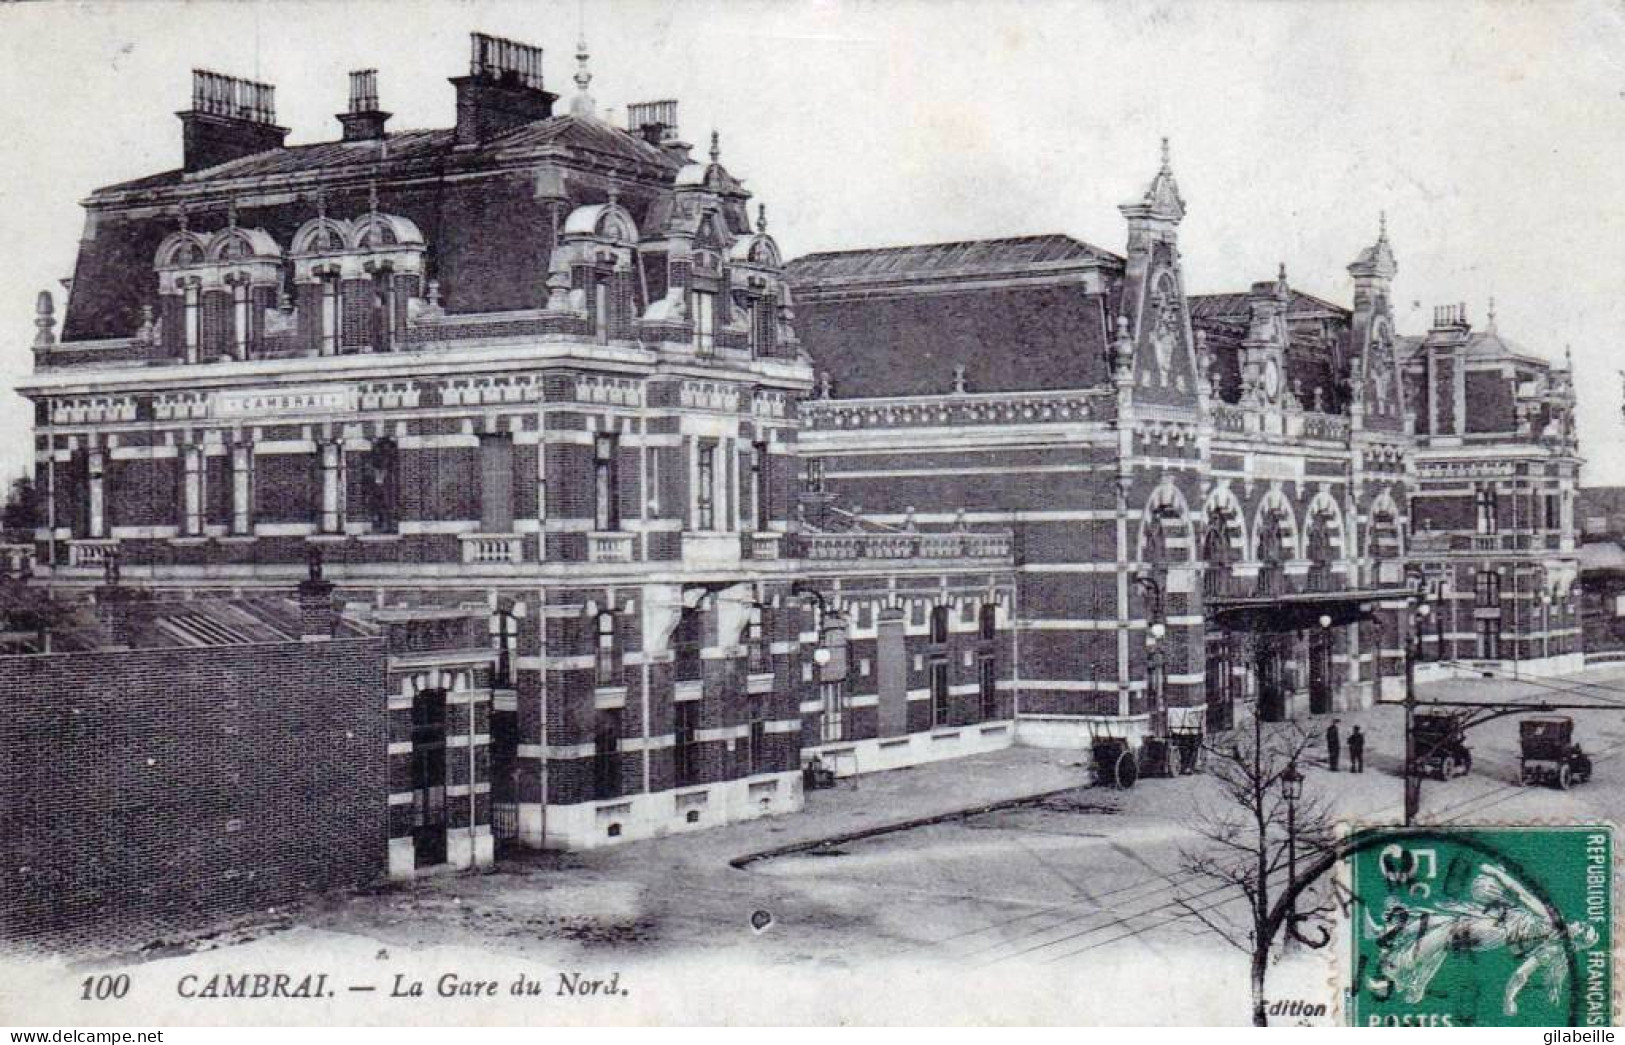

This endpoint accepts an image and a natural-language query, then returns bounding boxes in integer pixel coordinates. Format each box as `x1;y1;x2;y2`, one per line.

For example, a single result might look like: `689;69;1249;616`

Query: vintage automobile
1518;715;1593;789
1411;709;1473;780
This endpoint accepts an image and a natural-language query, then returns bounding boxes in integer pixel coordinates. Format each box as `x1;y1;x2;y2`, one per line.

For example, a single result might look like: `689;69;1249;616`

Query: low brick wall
0;637;387;951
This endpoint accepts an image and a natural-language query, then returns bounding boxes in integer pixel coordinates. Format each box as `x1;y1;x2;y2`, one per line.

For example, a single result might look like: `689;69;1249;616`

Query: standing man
1348;725;1366;773
1326;718;1342;772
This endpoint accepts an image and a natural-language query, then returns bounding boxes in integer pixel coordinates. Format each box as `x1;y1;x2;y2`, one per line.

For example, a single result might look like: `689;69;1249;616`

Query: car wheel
1116;750;1139;789
1439;756;1457;781
1557;764;1572;791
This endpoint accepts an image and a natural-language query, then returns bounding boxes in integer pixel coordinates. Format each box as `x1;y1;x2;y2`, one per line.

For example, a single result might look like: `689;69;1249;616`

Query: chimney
627;99;680;145
451;32;557;146
297;545;337;640
179;69;289;172
338;69;391;142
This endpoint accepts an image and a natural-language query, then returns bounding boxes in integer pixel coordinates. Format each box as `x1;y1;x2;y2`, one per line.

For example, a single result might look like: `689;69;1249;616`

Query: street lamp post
1280;759;1304;948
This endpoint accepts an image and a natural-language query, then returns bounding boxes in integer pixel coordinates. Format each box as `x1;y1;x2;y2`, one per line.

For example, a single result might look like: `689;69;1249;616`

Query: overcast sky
2;0;1623;486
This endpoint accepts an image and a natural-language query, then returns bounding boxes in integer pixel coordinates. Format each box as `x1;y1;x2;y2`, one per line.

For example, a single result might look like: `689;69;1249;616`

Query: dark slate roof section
794;284;1114;398
90;117;679;196
787;234;1122;289
63;116;687;341
1187;289;1350;323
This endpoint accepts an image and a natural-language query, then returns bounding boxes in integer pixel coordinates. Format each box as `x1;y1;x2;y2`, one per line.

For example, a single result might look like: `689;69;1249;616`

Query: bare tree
1174;712;1337;1026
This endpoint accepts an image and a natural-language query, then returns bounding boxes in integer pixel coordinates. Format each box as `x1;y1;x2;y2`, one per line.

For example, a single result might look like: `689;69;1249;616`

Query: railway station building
4;32;1581;881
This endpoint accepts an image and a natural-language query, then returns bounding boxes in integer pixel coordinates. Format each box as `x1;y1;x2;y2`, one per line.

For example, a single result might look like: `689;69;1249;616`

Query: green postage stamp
1346;825;1613;1027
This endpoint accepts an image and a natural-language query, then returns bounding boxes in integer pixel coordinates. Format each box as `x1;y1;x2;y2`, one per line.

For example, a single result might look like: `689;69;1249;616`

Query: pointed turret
1119;137;1186;249
1116;140;1197;402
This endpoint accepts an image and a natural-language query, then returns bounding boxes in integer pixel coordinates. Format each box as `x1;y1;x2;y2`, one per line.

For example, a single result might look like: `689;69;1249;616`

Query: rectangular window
802;457;825;494
692;291;716;355
674;610;704;683
979;602;998;641
746;605;768;674
696;440;717;530
595;612;618;686
479;433;514;533
320;276;341;356
674;701;701;787
978;656;997;720
593;709;621;800
232;282;250;359
930;659;950;727
819;681;845;743
751;441;769;533
1475;485;1499;535
182;444;205;536
594;433;619;531
368;437;399;533
1476;571;1500;608
747;699;768;775
1477;619;1501;660
930;605;950;645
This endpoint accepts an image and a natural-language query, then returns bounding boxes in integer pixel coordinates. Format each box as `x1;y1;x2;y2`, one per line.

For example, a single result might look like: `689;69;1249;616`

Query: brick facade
0;637;386;950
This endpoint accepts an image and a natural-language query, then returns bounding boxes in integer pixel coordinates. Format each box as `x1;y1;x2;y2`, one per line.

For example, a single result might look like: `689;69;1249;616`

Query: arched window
930;605;950;645
1306;508;1334;592
1202;503;1239;599
1256;507;1287;597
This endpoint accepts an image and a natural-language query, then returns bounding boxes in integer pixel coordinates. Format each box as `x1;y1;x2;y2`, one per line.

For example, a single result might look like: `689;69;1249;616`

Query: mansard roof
787;234;1122;291
90;115;680;198
1186;289;1349;325
788;234;1119;398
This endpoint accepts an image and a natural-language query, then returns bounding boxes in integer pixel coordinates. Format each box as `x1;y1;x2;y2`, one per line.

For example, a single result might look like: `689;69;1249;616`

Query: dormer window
371;264;396;352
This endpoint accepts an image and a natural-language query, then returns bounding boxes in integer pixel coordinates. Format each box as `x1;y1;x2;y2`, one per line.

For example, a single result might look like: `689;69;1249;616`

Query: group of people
1326;718;1366;773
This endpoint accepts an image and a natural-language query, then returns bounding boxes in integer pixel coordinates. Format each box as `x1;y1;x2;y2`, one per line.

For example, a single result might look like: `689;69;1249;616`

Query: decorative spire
570;32;596;118
176;201;190;233
367;179;379;217
756;203;767;234
314;187;328;221
1378;210;1388;245
1487;296;1497;330
1121;137;1184;225
226;198;239;230
709;130;721;165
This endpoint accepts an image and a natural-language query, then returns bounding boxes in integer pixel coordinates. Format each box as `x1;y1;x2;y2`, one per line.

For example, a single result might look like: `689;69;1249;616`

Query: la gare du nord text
175;971;628;999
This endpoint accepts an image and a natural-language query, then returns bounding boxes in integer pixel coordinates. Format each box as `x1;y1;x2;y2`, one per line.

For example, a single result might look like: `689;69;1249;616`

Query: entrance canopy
1206;585;1415;633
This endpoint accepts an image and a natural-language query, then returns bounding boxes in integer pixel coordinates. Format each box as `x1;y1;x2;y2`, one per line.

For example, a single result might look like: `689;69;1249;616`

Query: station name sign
212;385;354;419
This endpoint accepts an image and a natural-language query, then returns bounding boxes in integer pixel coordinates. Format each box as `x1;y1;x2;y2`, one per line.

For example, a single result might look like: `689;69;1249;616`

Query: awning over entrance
1206;585;1416;633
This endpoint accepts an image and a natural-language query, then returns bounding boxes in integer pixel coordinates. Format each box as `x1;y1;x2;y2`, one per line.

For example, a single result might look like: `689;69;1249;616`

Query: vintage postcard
1;0;1623;1029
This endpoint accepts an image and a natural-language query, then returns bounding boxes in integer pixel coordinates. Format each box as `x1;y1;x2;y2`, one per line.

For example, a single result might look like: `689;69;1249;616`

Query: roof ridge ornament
227;198;239;230
570;31;596;118
176;200;190;233
709;129;721;165
756;202;767;234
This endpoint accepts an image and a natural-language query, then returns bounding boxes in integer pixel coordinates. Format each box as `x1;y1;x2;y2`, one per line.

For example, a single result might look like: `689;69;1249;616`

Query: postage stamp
1344;826;1614;1027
